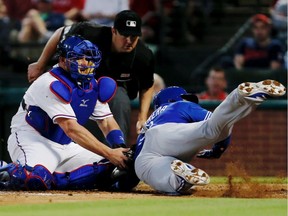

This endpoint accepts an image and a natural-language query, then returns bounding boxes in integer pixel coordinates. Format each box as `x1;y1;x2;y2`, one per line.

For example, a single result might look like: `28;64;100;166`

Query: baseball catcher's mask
153;86;198;109
58;35;102;89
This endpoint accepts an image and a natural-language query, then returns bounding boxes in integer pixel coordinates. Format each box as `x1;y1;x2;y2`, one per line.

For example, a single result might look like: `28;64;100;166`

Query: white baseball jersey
8;72;112;173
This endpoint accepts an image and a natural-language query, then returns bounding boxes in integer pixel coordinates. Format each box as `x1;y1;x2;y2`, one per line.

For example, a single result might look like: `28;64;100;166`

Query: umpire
27;10;155;143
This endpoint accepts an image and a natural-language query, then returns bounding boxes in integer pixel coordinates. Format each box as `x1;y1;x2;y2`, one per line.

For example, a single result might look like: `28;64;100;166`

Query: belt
21;98;27;111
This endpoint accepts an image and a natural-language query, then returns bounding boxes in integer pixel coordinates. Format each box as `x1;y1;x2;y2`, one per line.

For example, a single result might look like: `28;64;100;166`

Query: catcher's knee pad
5;163;54;190
54;160;113;190
25;165;54;190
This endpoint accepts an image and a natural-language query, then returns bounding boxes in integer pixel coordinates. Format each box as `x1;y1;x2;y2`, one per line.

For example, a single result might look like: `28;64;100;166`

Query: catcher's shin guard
0;162;54;190
53;159;113;190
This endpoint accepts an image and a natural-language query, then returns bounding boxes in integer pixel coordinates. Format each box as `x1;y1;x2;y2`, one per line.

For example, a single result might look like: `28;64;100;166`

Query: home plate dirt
0;180;286;206
0;161;287;205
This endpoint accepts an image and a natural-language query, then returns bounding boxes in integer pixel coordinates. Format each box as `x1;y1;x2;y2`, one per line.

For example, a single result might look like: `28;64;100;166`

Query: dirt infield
0;180;286;206
0;162;286;205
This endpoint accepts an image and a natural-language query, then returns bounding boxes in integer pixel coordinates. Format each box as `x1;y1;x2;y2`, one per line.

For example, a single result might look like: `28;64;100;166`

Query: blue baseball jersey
134;101;212;158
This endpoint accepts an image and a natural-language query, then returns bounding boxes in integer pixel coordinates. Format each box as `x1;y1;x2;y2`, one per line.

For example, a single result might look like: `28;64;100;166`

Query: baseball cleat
171;160;210;185
238;80;286;102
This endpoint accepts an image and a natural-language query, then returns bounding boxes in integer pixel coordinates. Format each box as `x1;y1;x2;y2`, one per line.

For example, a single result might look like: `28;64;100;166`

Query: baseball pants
7;130;103;173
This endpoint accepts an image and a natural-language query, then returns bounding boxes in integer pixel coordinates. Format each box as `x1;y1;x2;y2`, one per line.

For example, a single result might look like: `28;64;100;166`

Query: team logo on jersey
80;99;89;107
126;20;136;27
27;111;32;117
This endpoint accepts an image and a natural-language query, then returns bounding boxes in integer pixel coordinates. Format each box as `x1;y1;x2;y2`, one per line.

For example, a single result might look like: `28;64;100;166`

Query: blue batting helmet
57;35;102;88
153;86;198;109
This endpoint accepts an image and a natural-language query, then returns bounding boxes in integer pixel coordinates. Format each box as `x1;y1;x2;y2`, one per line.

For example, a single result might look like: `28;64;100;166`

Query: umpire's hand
136;120;146;134
28;62;44;83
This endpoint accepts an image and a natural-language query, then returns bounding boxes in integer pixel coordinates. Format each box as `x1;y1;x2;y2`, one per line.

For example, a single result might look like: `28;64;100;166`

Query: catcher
0;35;129;190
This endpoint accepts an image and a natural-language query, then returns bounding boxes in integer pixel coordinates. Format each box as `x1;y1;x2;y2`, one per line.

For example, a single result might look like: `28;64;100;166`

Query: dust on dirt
192;161;287;198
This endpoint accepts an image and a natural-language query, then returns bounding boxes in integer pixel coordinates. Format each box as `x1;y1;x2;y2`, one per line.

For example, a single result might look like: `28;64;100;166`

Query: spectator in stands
0;0;13;65
185;0;207;43
270;0;287;45
3;0;35;41
0;0;11;39
81;0;129;27
197;67;228;101
129;0;161;44
51;0;85;23
161;0;193;45
3;0;35;24
234;14;284;70
17;0;65;43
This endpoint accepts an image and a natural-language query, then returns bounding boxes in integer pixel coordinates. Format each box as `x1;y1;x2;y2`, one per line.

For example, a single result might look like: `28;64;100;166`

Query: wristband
106;130;125;148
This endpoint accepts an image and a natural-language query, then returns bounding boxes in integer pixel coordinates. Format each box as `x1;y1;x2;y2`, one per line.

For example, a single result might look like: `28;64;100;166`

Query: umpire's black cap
114;10;142;36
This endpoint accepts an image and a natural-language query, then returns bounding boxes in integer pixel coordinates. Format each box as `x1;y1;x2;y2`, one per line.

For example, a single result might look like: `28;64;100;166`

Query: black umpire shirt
61;21;155;100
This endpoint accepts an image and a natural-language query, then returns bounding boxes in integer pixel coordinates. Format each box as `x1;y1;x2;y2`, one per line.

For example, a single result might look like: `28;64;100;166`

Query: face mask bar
64;41;102;90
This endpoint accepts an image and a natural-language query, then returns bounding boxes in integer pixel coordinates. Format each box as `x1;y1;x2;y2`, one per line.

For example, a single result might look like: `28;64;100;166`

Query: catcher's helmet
57;35;102;88
153;86;198;109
